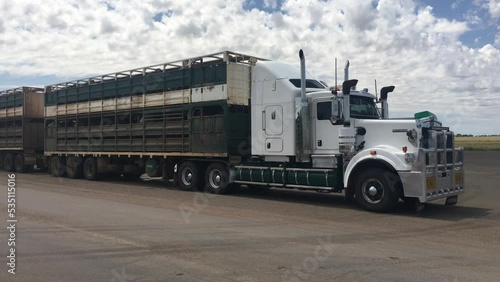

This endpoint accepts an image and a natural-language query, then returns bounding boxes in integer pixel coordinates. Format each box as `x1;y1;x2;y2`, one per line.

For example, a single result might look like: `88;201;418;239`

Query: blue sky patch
418;0;498;47
101;1;115;11
0;74;77;90
153;10;174;22
243;0;285;13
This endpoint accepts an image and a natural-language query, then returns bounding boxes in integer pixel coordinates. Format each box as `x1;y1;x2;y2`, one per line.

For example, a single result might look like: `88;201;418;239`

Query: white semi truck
234;50;464;211
38;50;464;212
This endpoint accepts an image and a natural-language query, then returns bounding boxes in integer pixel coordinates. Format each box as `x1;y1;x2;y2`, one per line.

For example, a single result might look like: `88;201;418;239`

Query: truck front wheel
50;156;66;177
354;168;401;212
205;163;232;194
4;153;15;172
178;161;200;191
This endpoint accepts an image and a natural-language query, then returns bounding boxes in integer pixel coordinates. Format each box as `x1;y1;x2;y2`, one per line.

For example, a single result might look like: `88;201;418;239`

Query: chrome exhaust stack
342;79;358;127
300;50;307;101
344;60;350;82
297;50;311;162
380;86;395;119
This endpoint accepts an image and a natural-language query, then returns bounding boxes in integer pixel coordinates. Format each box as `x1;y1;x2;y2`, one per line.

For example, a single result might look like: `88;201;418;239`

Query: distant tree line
455;134;500;137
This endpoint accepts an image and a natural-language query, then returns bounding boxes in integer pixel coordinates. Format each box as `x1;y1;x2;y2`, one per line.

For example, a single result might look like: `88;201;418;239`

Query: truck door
264;105;283;152
313;100;339;153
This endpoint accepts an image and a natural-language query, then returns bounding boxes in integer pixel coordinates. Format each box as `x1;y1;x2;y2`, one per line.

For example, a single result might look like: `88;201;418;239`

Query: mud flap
344;187;355;203
415;199;425;212
445;195;458;206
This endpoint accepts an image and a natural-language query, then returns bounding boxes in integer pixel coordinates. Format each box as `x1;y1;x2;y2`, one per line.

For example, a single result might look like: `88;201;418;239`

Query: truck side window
316;102;331;120
289;79;326;89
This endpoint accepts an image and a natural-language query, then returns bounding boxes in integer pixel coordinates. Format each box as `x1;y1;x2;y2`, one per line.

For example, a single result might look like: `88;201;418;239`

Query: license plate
426;177;436;189
455;173;463;185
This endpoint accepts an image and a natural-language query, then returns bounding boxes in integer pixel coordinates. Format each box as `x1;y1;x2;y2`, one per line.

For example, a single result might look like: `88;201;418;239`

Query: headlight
405;153;416;164
407;129;418;145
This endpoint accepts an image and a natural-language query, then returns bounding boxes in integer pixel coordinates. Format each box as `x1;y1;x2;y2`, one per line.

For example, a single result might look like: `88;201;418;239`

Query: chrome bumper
400;168;464;203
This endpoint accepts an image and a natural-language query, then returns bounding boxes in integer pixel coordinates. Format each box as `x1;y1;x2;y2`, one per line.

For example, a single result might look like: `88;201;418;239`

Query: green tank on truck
0;87;45;172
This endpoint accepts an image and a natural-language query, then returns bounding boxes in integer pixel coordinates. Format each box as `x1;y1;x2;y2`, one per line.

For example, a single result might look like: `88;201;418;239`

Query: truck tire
4;153;15;172
66;157;83;179
50;156;66;177
178;161;200;191
83;157;99;180
14;154;27;173
354;168;401;212
205;163;233;194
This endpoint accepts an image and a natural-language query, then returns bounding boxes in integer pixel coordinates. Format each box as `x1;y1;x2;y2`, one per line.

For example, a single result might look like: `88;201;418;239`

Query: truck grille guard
421;127;464;200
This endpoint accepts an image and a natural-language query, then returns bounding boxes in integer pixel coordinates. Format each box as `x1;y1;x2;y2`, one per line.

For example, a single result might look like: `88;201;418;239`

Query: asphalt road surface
1;151;499;282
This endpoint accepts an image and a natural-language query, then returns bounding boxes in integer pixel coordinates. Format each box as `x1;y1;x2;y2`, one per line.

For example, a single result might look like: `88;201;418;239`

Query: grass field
455;136;500;151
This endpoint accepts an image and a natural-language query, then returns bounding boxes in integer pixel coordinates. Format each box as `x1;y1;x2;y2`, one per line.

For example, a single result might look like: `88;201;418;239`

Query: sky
0;0;499;135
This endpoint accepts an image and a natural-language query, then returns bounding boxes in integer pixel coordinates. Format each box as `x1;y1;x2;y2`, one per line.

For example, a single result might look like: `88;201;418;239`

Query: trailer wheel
354;168;401;212
205;163;234;194
14;154;27;173
83;157;99;180
178;161;200;191
4;153;15;172
50;156;66;177
66;157;83;179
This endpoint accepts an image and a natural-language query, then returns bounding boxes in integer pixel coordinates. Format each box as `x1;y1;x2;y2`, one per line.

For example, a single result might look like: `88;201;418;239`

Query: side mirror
330;99;343;125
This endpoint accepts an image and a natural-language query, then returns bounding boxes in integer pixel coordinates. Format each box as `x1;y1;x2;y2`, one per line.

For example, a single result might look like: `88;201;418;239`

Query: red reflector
370;150;377;155
402;146;408;153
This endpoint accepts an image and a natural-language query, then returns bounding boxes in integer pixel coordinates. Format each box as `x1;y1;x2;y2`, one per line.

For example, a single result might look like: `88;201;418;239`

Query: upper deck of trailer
44;51;268;109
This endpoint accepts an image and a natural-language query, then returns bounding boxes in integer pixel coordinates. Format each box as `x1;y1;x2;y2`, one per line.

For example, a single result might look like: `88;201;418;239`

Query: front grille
423;129;462;172
420;128;464;201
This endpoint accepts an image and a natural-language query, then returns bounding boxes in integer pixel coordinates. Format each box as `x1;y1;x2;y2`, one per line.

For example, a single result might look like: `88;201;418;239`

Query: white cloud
488;0;500;19
0;0;498;134
101;18;118;34
451;0;463;10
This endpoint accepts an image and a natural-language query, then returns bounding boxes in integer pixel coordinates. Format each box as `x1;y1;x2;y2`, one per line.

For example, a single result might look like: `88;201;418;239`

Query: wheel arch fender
345;147;405;189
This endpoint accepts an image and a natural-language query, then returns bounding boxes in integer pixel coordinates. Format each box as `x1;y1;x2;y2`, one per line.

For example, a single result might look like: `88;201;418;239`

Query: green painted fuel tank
235;165;343;191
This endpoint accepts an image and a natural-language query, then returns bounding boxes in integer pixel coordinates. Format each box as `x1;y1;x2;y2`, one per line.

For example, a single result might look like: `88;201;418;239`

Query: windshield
350;95;379;119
